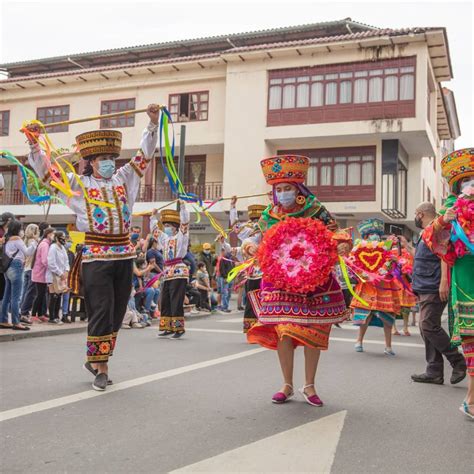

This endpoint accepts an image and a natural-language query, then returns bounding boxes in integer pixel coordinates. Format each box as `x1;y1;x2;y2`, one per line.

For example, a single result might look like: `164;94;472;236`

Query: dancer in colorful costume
25;104;160;391
228;199;266;333
247;155;351;406
391;243;417;336
422;148;474;419
350;218;400;356
151;206;190;339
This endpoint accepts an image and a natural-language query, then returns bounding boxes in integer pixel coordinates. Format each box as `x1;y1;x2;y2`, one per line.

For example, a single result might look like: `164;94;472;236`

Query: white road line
171;410;347;473
216;318;243;323
186;328;425;348
0;348;265;423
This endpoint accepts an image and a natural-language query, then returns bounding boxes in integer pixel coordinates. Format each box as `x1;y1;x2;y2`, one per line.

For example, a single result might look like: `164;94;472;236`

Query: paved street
0;313;472;473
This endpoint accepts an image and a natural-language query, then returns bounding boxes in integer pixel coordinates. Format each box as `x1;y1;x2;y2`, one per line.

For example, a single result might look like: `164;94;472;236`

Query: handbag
50;274;68;294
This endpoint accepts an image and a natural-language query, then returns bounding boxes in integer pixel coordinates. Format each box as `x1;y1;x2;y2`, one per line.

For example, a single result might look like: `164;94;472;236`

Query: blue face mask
131;233;140;241
367;234;381;242
276;190;296;208
163;227;175;237
98;159;115;179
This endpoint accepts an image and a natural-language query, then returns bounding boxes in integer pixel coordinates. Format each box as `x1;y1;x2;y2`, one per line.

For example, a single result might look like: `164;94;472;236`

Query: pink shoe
299;384;323;407
271;383;294;404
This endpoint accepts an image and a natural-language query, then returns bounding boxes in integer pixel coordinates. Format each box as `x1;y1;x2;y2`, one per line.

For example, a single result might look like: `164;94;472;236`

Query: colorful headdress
160;209;180;226
441;148;474;192
76;130;122;160
260;155;309;185
248;204;266;220
357;218;385;238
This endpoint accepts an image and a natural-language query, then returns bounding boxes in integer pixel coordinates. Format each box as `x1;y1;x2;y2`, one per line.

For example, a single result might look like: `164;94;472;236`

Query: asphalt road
0;313;472;473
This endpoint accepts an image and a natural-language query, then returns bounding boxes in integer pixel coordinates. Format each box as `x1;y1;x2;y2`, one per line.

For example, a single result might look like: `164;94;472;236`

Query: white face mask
460;178;474;193
276;190;297;208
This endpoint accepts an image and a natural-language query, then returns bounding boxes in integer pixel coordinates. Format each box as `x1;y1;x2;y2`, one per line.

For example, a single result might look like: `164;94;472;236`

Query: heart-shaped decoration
358;250;383;271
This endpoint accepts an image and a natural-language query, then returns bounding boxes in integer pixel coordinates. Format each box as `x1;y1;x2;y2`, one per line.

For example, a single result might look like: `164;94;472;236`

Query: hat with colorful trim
160;209;180;226
441;148;474;192
247;204;266;220
357;218;385;238
76;130;122;160
260;155;309;185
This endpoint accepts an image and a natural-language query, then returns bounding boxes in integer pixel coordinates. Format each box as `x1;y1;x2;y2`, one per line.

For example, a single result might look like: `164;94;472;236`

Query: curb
0;313;214;342
0;325;87;343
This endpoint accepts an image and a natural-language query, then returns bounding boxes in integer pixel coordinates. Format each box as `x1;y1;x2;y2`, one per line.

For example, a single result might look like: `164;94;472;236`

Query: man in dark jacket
198;243;217;281
407;202;466;385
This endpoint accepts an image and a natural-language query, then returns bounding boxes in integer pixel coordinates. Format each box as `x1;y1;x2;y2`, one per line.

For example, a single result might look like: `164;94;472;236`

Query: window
0;111;9;136
168;92;209;122
279;146;376;202
36;106;69;133
268;57;416;126
100;99;135;128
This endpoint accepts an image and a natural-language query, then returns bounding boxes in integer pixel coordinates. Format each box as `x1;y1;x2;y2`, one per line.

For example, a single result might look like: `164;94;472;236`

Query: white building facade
0;20;461;242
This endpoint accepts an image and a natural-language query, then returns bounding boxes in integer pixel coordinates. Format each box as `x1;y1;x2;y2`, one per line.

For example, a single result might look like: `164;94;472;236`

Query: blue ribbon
451;219;474;255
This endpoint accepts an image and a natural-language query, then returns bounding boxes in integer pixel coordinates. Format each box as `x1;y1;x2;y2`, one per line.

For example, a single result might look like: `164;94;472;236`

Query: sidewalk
0;310;219;343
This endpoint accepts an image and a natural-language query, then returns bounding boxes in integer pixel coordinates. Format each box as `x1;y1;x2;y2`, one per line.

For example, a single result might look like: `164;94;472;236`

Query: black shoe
83;362;113;385
62;316;71;324
92;373;108;391
158;330;173;337
450;364;467;385
411;373;444;384
171;331;185;339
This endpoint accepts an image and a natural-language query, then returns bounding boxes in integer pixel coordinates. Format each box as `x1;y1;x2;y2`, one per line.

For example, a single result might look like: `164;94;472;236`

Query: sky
0;0;472;147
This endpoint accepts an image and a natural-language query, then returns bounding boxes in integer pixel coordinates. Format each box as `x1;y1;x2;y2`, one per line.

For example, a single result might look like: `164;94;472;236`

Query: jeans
218;276;231;310
20;270;36;316
62;292;71;316
143;287;159;312
1;260;24;325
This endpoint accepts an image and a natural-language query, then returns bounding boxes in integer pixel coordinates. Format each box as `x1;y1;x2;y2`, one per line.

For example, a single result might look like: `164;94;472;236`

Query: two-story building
0;19;461;243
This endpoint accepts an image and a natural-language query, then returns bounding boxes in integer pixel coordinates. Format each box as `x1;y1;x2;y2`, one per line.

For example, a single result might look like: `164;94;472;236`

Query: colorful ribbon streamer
338;256;370;307
0;150;61;204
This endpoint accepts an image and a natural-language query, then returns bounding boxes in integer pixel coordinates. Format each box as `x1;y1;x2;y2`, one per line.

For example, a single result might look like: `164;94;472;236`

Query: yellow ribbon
226;258;255;283
338;256;370;307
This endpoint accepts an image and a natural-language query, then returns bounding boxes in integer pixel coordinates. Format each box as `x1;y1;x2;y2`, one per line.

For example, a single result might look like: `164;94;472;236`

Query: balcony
0;182;223;206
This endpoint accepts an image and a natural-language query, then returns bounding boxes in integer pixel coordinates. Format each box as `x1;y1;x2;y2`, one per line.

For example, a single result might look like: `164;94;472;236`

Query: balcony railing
0;182;223;206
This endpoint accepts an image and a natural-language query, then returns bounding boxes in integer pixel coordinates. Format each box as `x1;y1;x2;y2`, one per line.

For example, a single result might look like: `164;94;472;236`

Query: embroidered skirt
352;308;396;328
351;280;401;315
247;275;348;350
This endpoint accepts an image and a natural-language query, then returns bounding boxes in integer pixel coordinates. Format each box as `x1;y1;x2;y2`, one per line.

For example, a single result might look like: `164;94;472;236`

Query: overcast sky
1;0;472;147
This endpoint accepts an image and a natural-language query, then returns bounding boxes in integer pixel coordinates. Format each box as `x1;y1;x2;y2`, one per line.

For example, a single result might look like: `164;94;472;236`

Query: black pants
83;259;133;362
48;293;62;321
198;289;211;310
243;278;261;333
31;282;48;317
418;293;466;376
160;278;187;333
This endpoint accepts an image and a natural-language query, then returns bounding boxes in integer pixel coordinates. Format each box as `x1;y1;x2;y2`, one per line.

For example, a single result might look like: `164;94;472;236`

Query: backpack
0;244;19;273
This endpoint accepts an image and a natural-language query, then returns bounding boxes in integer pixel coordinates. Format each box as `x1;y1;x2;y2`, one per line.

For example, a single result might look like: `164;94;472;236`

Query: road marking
0;347;265;423
216;317;243;323
186;328;425;348
171;410;347;473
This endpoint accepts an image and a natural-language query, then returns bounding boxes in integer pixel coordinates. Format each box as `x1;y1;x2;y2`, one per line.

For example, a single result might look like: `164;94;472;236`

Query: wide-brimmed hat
248;204;266;220
357;218;385;238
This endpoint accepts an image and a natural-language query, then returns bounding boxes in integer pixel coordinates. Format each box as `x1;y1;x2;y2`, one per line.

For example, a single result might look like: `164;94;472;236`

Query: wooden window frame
279;146;376;202
100;98;136;128
36;105;70;133
0;110;10;136
267;57;416;126
168;91;209;122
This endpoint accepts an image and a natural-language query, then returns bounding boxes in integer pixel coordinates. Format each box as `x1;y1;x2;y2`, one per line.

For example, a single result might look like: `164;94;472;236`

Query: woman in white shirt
47;232;70;324
0;220;37;330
